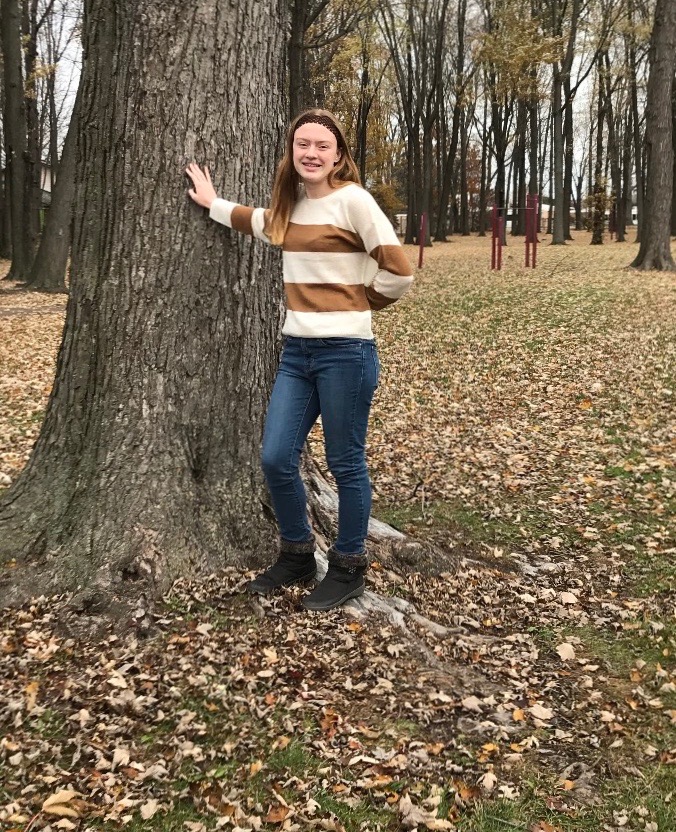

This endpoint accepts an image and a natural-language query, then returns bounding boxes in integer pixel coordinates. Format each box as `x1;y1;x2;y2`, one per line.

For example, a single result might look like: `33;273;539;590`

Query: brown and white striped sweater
209;182;413;339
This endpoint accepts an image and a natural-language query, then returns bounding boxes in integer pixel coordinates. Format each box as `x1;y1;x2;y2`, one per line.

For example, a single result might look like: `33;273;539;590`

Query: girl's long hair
265;109;361;245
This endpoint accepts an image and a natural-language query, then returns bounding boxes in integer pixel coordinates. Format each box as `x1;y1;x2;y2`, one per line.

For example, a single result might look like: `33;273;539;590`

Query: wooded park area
0;0;675;829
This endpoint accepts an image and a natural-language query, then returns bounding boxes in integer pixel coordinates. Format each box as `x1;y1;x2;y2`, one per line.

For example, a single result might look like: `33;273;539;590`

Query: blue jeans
261;336;380;555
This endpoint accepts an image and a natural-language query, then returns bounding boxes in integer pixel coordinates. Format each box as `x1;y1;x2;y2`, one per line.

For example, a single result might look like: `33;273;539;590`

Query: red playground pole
491;204;502;270
497;216;503;270
532;194;539;268
525;195;532;267
418;212;427;268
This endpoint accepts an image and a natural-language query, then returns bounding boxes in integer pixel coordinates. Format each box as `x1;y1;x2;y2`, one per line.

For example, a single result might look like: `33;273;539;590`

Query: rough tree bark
630;0;676;270
671;72;676;237
0;0;289;611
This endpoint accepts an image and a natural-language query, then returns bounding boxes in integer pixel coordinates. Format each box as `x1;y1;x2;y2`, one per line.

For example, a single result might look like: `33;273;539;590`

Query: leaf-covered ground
1;234;675;832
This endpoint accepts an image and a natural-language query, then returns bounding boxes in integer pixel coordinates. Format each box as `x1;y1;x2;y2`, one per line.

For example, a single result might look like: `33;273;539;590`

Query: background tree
288;0;369;118
0;0;288;611
25;73;80;291
26;0;82;291
1;0;29;279
630;0;676;269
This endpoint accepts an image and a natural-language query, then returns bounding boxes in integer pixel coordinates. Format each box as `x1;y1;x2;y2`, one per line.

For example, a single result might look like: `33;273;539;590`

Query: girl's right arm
185;163;271;243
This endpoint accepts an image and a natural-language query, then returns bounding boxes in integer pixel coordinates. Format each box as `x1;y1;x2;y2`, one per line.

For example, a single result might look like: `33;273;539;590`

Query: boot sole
247;571;316;596
301;583;365;611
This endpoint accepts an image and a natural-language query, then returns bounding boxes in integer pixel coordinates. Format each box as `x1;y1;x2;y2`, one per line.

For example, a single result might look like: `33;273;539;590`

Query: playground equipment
491;193;540;270
418;212;427;268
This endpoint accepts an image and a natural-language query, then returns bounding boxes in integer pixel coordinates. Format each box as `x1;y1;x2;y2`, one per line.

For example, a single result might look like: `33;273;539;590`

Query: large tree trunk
671;72;676;237
0;0;288;611
630;0;676;270
26;77;82;292
1;0;29;279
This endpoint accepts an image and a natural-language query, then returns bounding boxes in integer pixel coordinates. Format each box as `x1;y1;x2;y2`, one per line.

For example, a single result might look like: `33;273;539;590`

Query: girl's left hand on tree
186;163;217;209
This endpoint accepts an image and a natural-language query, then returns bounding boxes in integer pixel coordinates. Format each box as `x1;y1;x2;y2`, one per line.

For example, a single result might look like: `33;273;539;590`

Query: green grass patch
25;707;68;740
625;548;676;598
265;741;324;776
565;618;676;676
456;765;676;830
374;499;572;550
313;790;395;831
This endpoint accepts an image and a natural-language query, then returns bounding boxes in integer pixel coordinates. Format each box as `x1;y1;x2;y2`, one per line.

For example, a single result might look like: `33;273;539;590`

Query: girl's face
292;123;341;193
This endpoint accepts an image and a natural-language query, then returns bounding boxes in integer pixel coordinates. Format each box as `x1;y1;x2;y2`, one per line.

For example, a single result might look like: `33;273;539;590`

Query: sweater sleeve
347;188;414;311
209;198;271;244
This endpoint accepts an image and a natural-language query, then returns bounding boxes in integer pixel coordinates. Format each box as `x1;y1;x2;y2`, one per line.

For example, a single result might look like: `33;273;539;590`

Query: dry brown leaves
1;235;675;831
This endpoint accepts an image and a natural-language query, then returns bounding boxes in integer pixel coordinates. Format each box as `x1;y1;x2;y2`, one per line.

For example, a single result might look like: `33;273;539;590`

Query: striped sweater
209;182;413;339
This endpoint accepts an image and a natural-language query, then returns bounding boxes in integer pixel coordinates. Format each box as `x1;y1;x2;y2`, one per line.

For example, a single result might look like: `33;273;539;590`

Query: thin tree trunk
460;107;470;235
630;0;676;269
551;0;581;245
22;0;42;265
0;91;10;258
591;55;606;245
0;0;289;610
528;76;538;195
604;53;624;242
478;95;488;236
621;109;632;235
628;0;644;243
547;117;554;236
551;65;565;243
563;76;574;239
355;52;369;184
289;0;307;118
574;174;583;230
1;0;28;279
26;77;82;291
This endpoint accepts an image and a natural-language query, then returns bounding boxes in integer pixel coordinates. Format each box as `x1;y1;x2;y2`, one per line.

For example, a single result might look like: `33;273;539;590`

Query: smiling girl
186;108;413;611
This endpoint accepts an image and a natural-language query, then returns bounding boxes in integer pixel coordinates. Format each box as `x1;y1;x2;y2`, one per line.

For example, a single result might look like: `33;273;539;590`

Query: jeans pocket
372;346;381;387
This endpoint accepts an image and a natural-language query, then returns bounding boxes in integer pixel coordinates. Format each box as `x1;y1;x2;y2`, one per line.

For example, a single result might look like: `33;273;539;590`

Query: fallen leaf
263;805;290;823
140;799;159;820
555;643;575;661
529;703;554;721
42;791;81;819
24;681;39;712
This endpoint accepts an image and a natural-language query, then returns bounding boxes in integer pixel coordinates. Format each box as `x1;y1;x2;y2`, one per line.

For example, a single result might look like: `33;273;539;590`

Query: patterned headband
294;114;341;143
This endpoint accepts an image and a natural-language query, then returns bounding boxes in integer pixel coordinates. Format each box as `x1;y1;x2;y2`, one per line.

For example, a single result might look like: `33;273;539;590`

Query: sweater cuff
209;197;237;227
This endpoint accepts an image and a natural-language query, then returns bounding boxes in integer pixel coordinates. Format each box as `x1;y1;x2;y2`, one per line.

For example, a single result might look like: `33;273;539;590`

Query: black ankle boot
247;538;317;595
301;547;368;611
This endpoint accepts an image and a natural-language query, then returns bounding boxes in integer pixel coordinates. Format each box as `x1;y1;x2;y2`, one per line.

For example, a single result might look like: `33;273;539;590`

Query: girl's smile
292;123;341;197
